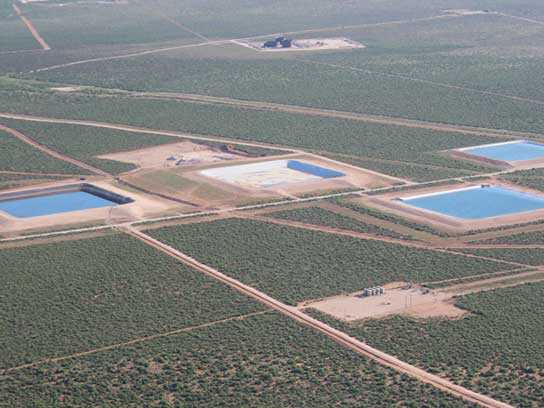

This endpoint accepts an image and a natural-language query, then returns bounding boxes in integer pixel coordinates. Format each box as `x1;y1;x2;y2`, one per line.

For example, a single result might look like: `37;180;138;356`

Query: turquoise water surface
464;141;544;162
402;186;544;220
0;191;117;218
287;160;345;178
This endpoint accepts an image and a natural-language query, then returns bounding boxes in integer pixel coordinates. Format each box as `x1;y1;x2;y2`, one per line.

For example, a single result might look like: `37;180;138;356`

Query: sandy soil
50;86;83;92
121;166;274;209
232;37;365;53
443;9;492;16
303;267;544;323
98;141;240;170
303;284;467;322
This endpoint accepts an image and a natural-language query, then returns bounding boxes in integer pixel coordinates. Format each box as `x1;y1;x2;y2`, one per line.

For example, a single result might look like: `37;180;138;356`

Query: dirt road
121;226;512;408
12;3;51;51
440;269;544;296
0;124;109;176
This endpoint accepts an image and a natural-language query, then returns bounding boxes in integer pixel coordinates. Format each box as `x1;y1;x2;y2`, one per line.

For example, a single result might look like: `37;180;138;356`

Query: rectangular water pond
400;185;544;220
201;159;344;189
459;140;544;162
0;185;132;218
286;160;345;178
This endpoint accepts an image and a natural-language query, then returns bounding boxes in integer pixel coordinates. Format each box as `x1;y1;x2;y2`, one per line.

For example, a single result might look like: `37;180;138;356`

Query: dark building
263;39;278;48
263;36;293;48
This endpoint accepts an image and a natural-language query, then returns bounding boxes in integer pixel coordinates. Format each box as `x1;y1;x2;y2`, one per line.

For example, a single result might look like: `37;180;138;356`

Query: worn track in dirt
12;3;51;51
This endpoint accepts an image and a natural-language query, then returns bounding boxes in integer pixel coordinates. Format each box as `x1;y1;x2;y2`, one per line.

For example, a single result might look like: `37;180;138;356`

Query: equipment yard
98;141;241;169
301;284;468;321
232;37;365;52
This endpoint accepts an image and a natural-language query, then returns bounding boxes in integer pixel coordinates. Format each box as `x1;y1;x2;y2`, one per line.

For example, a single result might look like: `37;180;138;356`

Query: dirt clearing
98;141;240;170
302;283;467;321
50;86;83;93
232;37;364;52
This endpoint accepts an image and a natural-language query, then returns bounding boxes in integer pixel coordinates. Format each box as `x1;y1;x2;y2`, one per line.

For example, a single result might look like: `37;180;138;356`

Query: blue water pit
0;184;132;218
459;140;544;162
399;185;544;220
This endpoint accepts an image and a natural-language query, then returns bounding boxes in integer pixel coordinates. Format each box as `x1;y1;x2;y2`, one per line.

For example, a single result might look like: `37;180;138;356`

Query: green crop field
0;172;64;191
0;22;40;53
0;312;474;407
15;1;198;50
472;230;544;245
309;282;544;407
0;128;84;175
500;168;544;192
19;12;544;135
267;206;413;240
0;1;40;52
457;247;544;266
23;49;544;135
147;218;514;305
2;119;181;175
0;234;263;369
322;154;485;182
4;0;442;52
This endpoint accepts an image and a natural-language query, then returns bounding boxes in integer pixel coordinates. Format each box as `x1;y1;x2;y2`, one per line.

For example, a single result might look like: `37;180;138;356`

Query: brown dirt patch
233;37;365;52
98;141;240;170
303;284;467;321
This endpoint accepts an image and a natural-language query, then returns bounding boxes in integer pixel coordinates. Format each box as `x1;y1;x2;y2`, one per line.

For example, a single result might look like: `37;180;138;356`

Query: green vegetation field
7;0;441;51
472;230;544;245
0;312;474;407
458;247;544;266
0;21;40;53
20;13;544;135
309;283;544;407
0;81;503;181
0;0;40;52
268;206;413;240
147;218;515;305
0;234;263;369
0;172;64;191
0;128;83;175
500;168;544;192
2;119;180;175
333;197;450;237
